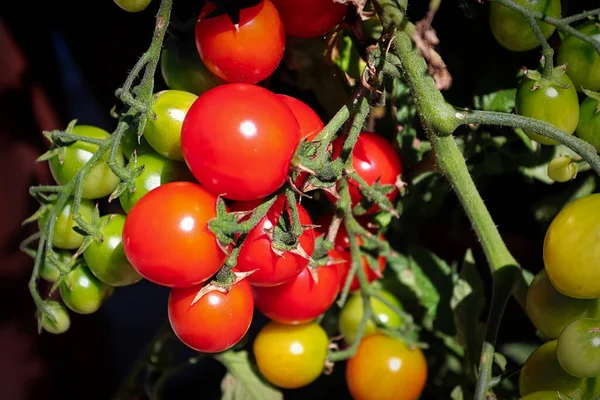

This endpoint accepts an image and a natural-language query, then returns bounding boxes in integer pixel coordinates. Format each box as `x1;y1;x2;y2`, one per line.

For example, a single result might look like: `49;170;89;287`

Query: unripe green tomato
557;21;600;92
59;265;113;314
160;37;223;96
489;0;561;52
83;214;142;286
144;90;198;161
49;125;125;199
119;153;195;213
520;391;565;400
557;318;600;378
338;290;403;345
515;70;579;145
526;269;600;339
40;251;72;282
519;340;597;398
547;156;578;183
38;198;95;250
113;0;151;13
576;96;600;152
40;301;71;334
121;124;156;160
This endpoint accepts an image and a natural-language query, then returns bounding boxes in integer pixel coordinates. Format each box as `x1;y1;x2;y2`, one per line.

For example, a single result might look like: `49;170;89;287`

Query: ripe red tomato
252;264;339;324
229;196;316;286
330;131;403;214
336;249;386;292
122;182;225;287
271;0;347;39
278;95;324;142
181;84;301;201
168;278;254;353
195;0;285;84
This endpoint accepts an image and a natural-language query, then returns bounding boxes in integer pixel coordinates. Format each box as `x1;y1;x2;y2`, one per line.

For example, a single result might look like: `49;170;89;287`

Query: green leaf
493;352;507;372
499;342;538;365
333;35;365;81
450;385;464;400
473;88;517;113
215;350;282;400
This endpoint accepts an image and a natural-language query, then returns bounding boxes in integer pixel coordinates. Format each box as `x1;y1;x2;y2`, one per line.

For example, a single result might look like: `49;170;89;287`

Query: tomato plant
119;152;195;213
576;94;600;152
515;68;580;145
195;0;285;84
346;334;427;400
557;21;600;92
39;198;95;250
253;321;329;389
339;289;403;344
121;124;155;159
271;0;347;39
83;214;142;287
556;318;600;378
59;265;113;315
489;0;561;52
122;182;225;288
543;194;600;299
40;251;71;282
252;263;339;324
49;125;125;199
181;83;300;201
229;196;315;286
168;278;254;353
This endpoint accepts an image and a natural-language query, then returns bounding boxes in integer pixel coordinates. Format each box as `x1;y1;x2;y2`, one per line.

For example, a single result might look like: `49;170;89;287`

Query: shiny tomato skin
195;0;285;84
252;264;339;324
122;182;225;288
271;0;347;39
181;84;301;201
278;95;324;142
168;278;254;353
543;194;600;299
346;334;427;400
557;21;600;92
330;131;403;214
230;197;316;287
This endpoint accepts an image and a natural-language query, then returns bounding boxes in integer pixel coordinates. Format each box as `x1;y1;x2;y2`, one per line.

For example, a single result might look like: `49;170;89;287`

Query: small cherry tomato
161;36;223;96
543;194;600;298
121;124;155;160
339;289;403;344
168;278;254;353
489;0;561;52
49;125;125;199
271;0;347;39
576;95;600;152
253;321;329;389
181;84;301;201
557;318;600;378
59;265;113;315
143;90;197;161
547;156;578;183
515;69;580;145
346;334;427;400
39;198;95;250
83;214;142;287
230;196;315;286
40;301;71;334
330;131;403;214
195;0;285;84
519;340;599;398
119;152;195;213
278;95;324;142
113;0;151;13
557;21;600;92
253;264;339;324
40;251;72;282
122;182;225;288
526;269;600;339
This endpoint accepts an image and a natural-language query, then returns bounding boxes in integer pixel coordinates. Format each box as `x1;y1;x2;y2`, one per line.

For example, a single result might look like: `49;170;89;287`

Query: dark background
0;0;597;399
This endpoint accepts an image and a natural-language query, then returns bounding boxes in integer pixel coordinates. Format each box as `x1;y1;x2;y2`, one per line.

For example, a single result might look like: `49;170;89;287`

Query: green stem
51;132;105;146
285;188;303;238
560;9;600;25
522;13;554;76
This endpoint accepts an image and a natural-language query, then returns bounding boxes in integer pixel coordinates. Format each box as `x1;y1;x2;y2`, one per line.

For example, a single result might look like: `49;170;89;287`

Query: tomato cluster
522;194;600;397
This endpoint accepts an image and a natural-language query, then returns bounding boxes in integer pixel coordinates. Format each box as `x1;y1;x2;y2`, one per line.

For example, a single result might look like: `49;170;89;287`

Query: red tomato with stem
195;0;285;84
168;278;254;353
181;84;301;201
252;263;339;324
330;131;403;214
271;0;347;39
122;182;225;288
230;196;316;287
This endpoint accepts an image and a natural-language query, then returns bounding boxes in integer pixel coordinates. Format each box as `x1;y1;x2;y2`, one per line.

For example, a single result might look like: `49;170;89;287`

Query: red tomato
331;248;386;292
168;278;254;353
181;84;301;201
271;0;347;39
278;95;324;141
252;264;339;324
330;131;403;214
122;182;225;287
195;0;285;84
230;196;316;287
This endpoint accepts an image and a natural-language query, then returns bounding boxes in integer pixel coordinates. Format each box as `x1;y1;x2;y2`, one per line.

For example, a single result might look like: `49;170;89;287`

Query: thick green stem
521;13;554;76
560;9;600;25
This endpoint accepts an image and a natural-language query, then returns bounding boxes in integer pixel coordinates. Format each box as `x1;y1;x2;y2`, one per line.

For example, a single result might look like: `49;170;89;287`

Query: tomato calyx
201;0;262;26
522;66;572;92
190;270;255;306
